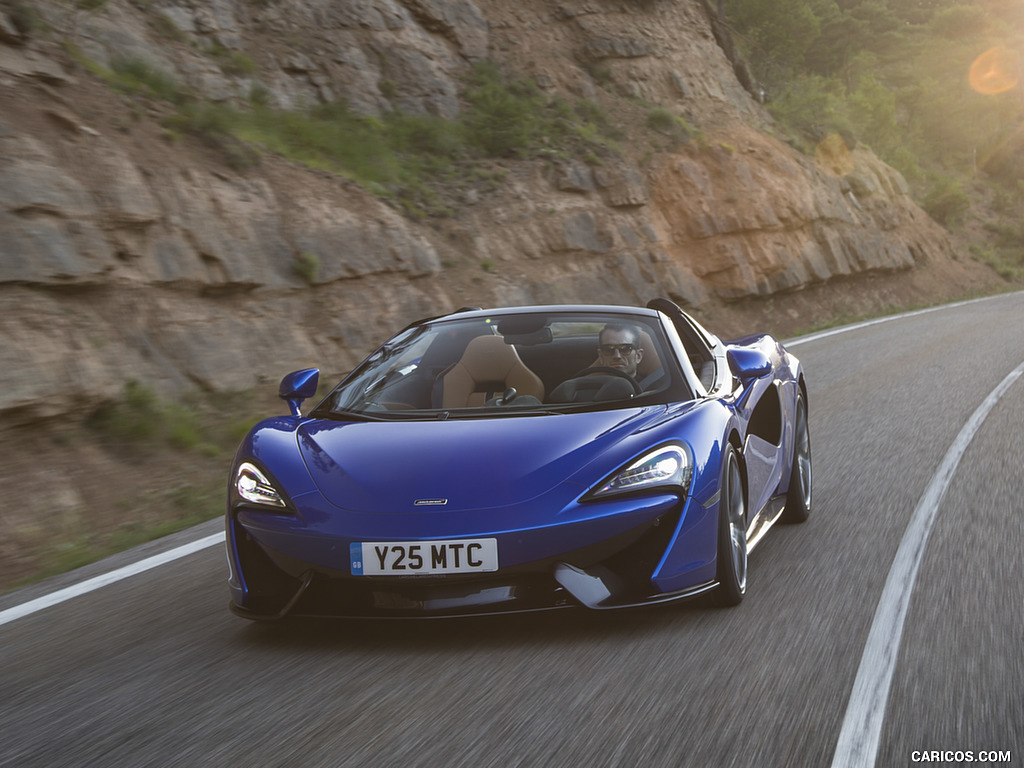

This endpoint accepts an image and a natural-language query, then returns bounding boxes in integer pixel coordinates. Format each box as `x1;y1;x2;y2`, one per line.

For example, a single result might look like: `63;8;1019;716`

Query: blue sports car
226;299;811;619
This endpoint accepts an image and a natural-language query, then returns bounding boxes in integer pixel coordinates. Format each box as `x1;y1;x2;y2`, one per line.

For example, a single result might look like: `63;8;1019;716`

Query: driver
597;323;644;379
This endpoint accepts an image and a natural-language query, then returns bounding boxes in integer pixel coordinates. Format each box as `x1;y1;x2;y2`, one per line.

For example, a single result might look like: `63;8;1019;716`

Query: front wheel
781;392;811;524
714;444;747;606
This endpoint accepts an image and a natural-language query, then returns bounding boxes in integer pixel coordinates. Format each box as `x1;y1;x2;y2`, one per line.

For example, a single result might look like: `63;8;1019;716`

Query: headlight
589;444;693;498
235;462;287;508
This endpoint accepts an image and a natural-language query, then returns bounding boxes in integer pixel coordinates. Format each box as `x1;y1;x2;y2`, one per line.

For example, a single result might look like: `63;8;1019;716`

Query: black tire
714;444;747;607
781;392;811;524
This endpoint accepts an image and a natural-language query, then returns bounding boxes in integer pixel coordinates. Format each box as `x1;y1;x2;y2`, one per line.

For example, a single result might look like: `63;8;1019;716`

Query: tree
727;0;826;81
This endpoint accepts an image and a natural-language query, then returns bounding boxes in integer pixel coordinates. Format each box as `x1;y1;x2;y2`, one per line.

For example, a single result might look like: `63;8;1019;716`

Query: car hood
294;408;665;513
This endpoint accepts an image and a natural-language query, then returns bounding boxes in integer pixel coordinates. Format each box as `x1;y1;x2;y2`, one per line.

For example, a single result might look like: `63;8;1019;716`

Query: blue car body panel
225;301;808;619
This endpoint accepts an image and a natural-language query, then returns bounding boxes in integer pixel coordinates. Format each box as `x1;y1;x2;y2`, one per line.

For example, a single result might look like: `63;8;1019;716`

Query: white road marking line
0;532;224;627
785;294;1007;348
829;359;1024;768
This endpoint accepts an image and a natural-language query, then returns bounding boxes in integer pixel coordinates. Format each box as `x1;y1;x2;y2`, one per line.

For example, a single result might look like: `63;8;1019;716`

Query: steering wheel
572;366;643;396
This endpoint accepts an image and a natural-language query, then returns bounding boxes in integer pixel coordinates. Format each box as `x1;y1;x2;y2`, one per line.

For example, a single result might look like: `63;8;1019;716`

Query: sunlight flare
969;47;1020;95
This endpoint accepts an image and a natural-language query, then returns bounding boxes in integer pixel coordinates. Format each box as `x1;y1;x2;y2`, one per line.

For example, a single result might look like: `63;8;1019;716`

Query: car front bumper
227;490;719;619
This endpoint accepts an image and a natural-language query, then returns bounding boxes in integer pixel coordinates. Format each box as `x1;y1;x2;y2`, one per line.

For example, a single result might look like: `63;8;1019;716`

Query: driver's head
597;324;644;378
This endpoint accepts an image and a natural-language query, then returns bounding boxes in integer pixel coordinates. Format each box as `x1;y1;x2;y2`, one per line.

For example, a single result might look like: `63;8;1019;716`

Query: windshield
315;311;691;419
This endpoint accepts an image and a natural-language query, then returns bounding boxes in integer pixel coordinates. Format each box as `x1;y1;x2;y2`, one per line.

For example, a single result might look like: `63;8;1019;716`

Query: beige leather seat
441;335;545;408
635;330;661;381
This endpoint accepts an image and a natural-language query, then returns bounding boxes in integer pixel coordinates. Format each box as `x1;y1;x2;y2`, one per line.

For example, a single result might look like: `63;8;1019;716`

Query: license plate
350;539;498;575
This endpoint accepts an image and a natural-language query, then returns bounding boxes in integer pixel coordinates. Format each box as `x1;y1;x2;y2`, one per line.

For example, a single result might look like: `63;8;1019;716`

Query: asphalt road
2;293;1022;768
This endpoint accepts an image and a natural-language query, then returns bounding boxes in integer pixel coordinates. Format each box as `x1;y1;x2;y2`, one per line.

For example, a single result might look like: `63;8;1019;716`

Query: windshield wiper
316;408;384;422
313;406;567;422
443;407;565;419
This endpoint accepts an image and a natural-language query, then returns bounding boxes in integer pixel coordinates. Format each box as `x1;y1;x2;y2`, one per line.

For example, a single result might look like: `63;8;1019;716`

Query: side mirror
279;368;320;416
726;347;771;383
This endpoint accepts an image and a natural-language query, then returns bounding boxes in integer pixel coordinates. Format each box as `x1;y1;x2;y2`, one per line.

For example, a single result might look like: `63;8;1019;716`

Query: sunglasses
598;343;638;355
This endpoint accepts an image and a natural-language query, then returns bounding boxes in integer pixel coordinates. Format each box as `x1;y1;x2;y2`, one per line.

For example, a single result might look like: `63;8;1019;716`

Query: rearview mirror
279;368;320;416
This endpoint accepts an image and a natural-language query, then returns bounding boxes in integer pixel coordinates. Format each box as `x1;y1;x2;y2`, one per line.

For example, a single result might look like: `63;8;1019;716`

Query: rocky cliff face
0;0;963;425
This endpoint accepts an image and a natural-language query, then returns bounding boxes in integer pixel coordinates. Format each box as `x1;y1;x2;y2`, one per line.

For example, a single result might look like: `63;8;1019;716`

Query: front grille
293;572;569;617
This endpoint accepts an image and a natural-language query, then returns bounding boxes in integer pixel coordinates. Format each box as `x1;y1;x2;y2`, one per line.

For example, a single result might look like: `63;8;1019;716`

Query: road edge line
0;532;224;627
785;293;1019;348
829;359;1024;768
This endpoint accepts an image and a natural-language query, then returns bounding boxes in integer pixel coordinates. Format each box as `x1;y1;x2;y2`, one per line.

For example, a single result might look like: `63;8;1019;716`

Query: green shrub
991;181;1024;216
574;99;623;141
645;108;693;143
645;107;675;133
462;62;548;157
109;56;185;103
87;381;162;443
293;251;321;284
970;243;1024;282
581;60;613;86
929;5;989;40
220;52;258;77
244;103;399;183
86;382;222;453
82;51;619;217
922;175;970;225
767;74;853;145
3;0;44;34
847;73;897;154
247;82;271;107
166;406;204;450
384;111;463;159
152;13;188;43
991;222;1024;249
221;137;261;170
165;101;236;136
